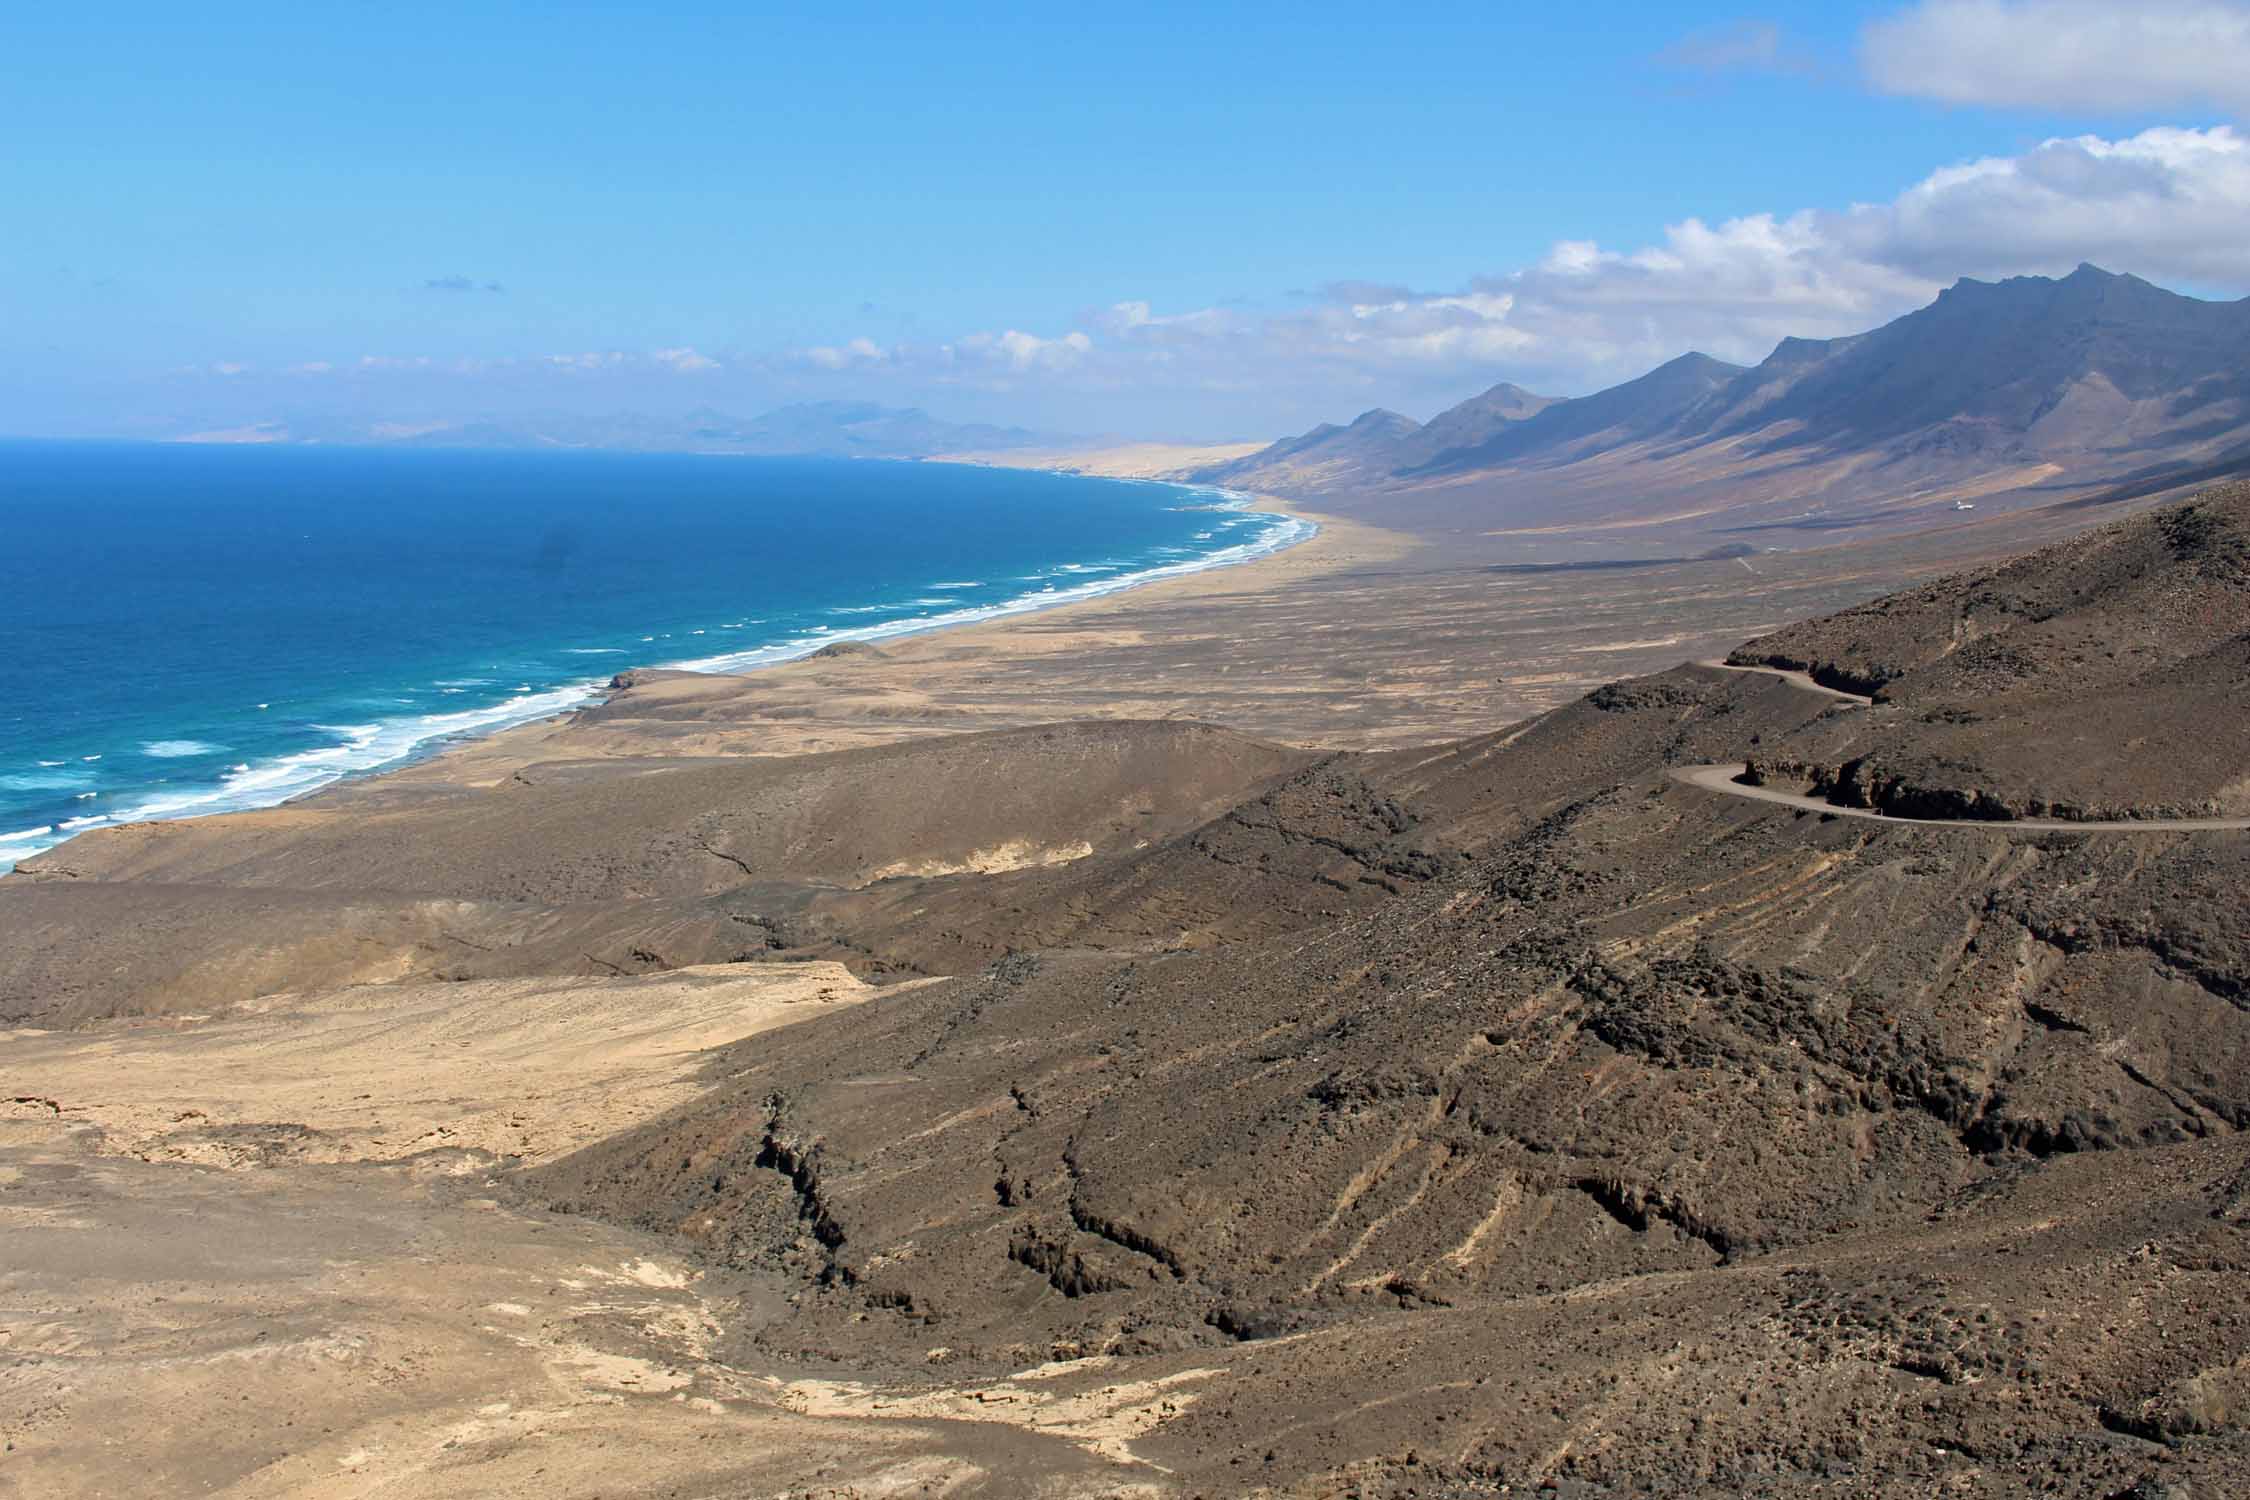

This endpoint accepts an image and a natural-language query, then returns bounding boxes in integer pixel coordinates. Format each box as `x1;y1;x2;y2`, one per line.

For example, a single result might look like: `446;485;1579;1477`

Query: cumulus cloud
1863;0;2250;112
189;124;2250;432
1832;126;2250;283
765;124;2248;414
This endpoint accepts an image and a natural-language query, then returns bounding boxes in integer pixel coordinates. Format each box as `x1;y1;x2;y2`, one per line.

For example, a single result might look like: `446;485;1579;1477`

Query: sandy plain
383;490;2064;790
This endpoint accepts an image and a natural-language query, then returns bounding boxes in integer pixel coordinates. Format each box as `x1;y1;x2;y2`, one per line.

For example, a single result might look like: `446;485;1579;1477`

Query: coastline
362;490;1413;788
10;452;2025;861
0;482;1354;868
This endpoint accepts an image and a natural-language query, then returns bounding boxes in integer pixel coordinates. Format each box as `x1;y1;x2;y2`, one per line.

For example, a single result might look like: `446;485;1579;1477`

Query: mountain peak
1199;266;2250;505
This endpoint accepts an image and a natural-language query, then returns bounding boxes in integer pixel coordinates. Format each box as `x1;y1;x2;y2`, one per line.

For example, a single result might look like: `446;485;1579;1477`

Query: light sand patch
2;962;878;1168
2;1126;1201;1497
552;1347;695;1393
778;1366;1222;1467
865;837;1095;883
933;440;1271;479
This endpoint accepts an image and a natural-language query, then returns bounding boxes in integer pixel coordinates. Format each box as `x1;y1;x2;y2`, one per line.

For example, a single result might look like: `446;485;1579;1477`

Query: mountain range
1200;265;2250;548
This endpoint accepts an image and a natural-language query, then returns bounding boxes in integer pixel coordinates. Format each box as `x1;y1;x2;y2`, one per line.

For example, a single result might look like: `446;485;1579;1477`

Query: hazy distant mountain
1205;408;1422;490
1201;266;2250;547
176;401;1063;460
1402;354;1747;477
678;401;1057;457
1385;380;1562;472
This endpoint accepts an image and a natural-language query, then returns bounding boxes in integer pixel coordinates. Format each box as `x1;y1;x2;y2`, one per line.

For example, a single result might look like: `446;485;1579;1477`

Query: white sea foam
929;582;981;589
144;739;224;758
100;684;598;829
667;493;1314;677
59;814;109;830
562;648;624;654
0;487;1311;876
37;759;65;767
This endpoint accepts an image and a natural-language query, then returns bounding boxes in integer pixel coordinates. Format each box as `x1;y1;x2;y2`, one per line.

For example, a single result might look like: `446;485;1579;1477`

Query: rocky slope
1733;479;2250;820
0;721;1310;1024
9;486;2250;1495
521;487;2250;1495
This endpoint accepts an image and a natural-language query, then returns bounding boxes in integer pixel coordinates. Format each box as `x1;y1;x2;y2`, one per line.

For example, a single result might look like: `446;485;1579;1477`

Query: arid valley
11;432;2250;1495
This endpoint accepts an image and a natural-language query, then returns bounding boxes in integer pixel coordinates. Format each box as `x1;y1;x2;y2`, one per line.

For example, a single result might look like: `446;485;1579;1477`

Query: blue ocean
0;442;1308;870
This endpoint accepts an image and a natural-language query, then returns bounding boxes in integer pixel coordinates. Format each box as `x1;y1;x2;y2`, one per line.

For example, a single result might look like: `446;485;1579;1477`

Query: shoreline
1;482;1357;869
358;489;1413;788
366;487;1358;781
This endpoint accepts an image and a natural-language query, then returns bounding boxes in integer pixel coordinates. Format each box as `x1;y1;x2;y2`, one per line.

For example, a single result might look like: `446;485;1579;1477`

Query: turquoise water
0;443;1308;869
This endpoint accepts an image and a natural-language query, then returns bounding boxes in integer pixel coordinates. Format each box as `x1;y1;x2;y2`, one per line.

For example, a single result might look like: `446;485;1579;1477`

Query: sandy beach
376;481;2048;793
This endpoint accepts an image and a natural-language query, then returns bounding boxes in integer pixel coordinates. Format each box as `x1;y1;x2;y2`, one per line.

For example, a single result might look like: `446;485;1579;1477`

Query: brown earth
1732;480;2250;821
5;485;2249;1496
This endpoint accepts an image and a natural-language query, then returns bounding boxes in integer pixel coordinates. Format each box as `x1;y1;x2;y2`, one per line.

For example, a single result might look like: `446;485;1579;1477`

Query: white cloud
651;346;721;373
762;124;2250;416
1830;125;2250;283
179;124;2250;433
802;336;891;371
1864;1;2250;112
957;328;1093;372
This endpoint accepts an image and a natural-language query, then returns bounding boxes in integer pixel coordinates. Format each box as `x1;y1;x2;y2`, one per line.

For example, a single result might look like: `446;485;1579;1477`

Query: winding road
1674;661;2250;834
1694;658;1873;705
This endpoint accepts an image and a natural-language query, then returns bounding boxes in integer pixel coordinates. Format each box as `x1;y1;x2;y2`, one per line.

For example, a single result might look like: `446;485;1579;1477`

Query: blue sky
7;2;2248;439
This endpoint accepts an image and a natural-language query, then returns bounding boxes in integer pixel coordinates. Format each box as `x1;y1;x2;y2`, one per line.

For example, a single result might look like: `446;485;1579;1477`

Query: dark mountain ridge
1681;264;2250;451
1403;350;1749;475
1202;266;2250;544
1386;378;1564;471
